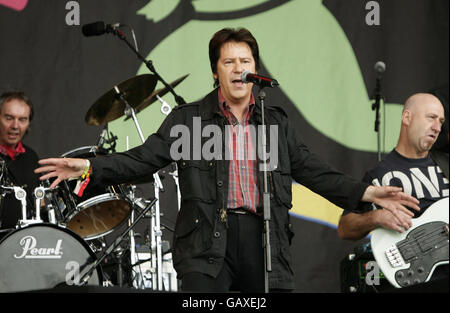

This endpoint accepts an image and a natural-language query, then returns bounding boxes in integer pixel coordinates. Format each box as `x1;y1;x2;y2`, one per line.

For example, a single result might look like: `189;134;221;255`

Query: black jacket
91;88;369;289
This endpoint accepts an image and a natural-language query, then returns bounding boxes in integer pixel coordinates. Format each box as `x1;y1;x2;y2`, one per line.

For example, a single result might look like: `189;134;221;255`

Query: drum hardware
0;185;41;228
128;188;165;291
123;74;189;121
85;74;158;126
88;237;106;253
96;125;118;154
43;185;66;225
113;245;127;287
83;72;188;126
77;197;157;286
58;147;134;240
156;94;181;217
107;80;169;291
79;42;187;288
33;185;57;223
157;94;172;115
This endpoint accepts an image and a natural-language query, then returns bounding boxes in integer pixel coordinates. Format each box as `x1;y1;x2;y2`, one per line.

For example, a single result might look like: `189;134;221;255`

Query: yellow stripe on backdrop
291;183;343;228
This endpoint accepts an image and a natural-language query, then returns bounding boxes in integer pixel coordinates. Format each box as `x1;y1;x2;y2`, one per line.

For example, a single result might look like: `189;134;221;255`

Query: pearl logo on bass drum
13;235;63;259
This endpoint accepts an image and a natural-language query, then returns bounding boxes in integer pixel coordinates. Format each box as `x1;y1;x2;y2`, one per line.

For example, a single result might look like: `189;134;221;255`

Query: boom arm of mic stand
111;29;186;106
78;197;157;286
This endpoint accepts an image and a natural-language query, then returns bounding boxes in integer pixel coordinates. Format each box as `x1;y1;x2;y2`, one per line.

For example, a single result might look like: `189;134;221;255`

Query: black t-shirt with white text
345;149;449;217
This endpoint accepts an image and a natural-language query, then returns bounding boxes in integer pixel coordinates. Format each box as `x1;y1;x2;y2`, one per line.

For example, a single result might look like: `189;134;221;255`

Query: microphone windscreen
374;61;386;73
82;21;106;37
241;70;251;83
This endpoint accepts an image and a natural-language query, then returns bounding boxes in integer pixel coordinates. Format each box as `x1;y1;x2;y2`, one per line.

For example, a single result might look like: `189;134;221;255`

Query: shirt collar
218;88;256;119
0;142;26;160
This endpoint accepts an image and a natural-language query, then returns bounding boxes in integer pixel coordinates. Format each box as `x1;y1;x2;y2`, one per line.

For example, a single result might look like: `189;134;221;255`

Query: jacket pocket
173;204;213;262
178;160;216;203
271;169;293;209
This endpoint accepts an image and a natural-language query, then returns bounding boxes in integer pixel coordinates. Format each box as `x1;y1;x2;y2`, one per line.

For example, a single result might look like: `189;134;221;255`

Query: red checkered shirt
218;88;260;213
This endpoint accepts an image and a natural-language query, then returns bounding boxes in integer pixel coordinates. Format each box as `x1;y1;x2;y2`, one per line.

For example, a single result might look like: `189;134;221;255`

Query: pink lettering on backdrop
0;0;28;11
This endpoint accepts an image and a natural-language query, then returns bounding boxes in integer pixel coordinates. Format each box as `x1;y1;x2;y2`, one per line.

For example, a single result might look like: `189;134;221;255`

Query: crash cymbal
85;74;158;126
124;74;189;120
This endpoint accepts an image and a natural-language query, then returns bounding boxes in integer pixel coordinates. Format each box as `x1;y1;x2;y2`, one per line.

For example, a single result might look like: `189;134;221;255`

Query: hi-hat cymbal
85;74;158;126
124;74;189;120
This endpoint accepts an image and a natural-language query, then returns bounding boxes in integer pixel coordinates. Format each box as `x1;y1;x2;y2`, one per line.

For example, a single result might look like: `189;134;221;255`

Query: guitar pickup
385;245;405;268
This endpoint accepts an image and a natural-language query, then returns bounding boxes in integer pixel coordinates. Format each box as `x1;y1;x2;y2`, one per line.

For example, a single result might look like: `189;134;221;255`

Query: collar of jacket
199;88;263;124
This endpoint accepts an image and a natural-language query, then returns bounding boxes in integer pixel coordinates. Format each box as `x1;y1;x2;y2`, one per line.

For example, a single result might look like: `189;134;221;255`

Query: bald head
403;93;443;113
396;93;445;158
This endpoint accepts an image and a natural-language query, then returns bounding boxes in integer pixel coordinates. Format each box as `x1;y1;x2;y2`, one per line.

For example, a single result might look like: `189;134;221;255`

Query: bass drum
0;223;102;292
56;146;133;240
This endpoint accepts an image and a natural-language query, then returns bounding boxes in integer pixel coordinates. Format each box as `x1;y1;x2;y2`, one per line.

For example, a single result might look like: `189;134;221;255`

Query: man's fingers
34;165;56;174
384;206;413;231
400;199;421;212
397;204;415;217
383;186;403;194
38;171;59;181
396;210;413;230
385;215;409;233
38;158;63;166
50;177;63;189
400;193;420;205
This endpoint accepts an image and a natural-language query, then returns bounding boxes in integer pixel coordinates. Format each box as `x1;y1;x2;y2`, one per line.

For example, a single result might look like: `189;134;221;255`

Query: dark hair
209;28;260;88
0;91;34;121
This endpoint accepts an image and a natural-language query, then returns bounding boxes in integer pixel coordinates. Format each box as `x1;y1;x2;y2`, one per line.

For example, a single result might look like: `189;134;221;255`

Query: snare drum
0;223;102;292
55;146;133;240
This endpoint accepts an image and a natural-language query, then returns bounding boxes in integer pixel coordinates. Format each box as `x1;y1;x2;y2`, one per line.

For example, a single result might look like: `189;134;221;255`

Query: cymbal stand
125;185;139;288
156;96;181;212
113;86;165;291
151;176;163;290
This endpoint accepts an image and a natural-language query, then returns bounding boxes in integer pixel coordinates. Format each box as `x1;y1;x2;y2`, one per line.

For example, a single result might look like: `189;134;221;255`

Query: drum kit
0;73;188;293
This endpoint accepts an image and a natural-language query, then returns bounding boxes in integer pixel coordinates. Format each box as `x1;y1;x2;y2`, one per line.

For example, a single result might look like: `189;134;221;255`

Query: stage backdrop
0;0;448;292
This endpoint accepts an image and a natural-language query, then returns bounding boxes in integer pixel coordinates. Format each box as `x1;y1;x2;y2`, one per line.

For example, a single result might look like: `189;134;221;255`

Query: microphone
241;71;279;88
374;61;386;76
82;21;121;37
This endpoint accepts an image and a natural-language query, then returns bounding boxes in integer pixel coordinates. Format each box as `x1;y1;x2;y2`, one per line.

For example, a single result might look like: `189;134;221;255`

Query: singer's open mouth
232;79;244;86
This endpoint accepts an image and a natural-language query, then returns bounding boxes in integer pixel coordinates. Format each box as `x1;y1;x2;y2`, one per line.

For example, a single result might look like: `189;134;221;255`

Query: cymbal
124;74;189;120
85;74;158;126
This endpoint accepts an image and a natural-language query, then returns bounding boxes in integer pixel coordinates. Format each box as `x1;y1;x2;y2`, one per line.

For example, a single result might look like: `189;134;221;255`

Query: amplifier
340;242;392;293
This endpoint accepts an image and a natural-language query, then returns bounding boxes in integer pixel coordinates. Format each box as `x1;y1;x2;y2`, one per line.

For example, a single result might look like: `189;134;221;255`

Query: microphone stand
110;28;186;106
258;87;272;293
371;75;383;162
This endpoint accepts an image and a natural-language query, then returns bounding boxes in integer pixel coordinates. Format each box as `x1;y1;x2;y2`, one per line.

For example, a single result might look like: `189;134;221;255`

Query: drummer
0;91;40;232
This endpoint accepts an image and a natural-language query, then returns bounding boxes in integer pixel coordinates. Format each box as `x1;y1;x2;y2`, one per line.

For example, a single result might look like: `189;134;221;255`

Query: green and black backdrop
0;0;448;292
